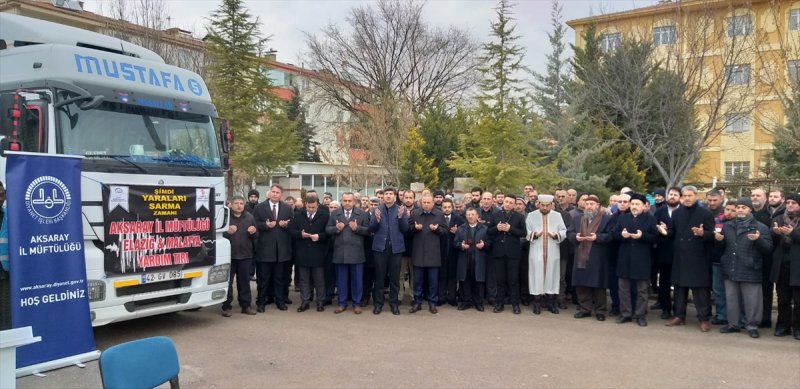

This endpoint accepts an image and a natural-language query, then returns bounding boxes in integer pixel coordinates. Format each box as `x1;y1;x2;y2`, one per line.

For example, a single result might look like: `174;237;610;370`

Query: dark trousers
656;262;673;313
761;256;774;325
673;286;711;321
362;260;375;304
438;254;458;304
373;248;402;307
413;266;439;305
223;258;253;310
256;261;288;307
324;254;336;302
486;256;497;301
336;263;363;308
775;262;800;330
608;259;619;311
460;269;484;306
619;278;649;318
491;257;520;306
298;266;325;306
576;286;607;314
519;248;531;303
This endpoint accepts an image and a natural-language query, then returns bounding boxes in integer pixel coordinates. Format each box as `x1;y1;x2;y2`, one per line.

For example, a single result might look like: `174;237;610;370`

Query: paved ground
15;289;800;389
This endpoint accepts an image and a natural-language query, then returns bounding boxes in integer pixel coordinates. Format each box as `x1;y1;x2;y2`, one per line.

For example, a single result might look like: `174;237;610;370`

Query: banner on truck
7;152;97;369
102;184;215;275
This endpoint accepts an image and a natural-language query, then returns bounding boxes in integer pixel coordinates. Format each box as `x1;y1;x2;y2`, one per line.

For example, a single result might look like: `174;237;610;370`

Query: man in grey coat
326;192;371;314
715;197;773;338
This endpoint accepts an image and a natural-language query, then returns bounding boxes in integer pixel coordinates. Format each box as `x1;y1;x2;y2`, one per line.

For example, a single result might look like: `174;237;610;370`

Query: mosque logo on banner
24;175;72;224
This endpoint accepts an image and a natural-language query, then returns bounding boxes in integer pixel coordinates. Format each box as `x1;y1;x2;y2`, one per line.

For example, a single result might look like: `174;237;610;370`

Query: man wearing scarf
714;197;773;338
770;193;800;339
526;195;567;315
666;186;715;332
568;195;614;321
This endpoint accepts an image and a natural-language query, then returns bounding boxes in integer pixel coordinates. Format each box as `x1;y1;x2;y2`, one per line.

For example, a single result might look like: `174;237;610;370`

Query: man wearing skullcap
526;195;567;314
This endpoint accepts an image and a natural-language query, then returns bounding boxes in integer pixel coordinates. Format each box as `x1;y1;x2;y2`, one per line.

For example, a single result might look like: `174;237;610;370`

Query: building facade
567;0;797;185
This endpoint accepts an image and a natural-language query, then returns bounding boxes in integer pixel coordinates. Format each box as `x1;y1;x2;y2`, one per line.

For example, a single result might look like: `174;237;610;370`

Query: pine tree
399;126;439;189
418;102;468;189
287;89;320;162
206;0;299;194
532;0;570;125
771;88;800;184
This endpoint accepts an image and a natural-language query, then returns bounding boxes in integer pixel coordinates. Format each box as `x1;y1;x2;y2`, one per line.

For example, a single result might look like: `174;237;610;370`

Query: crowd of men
222;183;800;340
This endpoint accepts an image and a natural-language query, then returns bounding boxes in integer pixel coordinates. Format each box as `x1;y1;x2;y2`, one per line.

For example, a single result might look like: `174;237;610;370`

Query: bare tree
304;0;479;115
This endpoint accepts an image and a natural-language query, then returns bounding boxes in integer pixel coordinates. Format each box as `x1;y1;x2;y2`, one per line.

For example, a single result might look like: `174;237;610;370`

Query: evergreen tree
771;88;800;185
418;103;468;189
399;126;439;189
531;0;570;125
206;0;299;193
449;0;561;192
287;89;320;162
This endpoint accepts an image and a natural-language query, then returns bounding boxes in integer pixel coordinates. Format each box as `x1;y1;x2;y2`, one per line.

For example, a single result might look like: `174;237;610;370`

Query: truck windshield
57;93;221;170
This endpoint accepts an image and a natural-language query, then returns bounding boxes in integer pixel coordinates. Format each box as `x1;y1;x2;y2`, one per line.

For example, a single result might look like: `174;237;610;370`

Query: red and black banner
102;184;215;275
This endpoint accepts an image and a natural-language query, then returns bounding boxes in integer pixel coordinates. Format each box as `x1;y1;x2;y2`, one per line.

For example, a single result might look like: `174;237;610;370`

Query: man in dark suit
488;194;527;314
478;191;502;304
455;208;491;311
326;192;371;314
289;197;330;312
439;198;463;306
408;193;447;314
652;187;680;319
253;184;294;312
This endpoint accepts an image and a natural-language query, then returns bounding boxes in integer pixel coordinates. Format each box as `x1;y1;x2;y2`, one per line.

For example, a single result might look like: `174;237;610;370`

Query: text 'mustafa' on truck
0;13;232;326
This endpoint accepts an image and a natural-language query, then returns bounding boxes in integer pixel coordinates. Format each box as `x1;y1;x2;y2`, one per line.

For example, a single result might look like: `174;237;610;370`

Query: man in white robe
526;195;567;314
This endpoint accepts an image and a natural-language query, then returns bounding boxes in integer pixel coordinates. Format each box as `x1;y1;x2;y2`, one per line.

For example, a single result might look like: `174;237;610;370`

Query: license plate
140;270;182;284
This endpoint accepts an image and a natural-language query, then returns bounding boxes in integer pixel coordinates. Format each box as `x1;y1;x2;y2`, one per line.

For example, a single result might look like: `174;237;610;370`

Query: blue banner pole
6;152;98;373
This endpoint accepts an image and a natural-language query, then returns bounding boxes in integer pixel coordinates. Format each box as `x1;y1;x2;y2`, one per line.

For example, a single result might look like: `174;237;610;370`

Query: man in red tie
253;184;294;312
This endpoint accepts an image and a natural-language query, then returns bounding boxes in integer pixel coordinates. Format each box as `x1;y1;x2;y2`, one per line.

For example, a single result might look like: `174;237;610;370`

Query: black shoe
266;297;275;304
373;306;382;315
322;299;333;307
285;298;293;305
475;304;485;312
532;305;541;315
409;304;422;314
649;302;663;310
608;309;620;317
547;304;559;314
719;326;741;334
616;316;632;324
636;317;648;327
710;318;728;325
748;329;760;338
276;303;288;311
222;309;232;317
487;298;496;306
557;301;568;310
436;300;446;306
660;311;671;320
774;327;790;337
493;304;504;313
390;305;400;315
574;310;591;319
256;305;266;313
448;299;458;307
513;305;521;314
457;303;470;311
758;321;772;329
360;299;370;308
596;314;606;321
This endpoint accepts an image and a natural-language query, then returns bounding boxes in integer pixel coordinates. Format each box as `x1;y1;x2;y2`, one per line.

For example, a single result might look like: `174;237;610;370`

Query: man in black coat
666;186;715;332
455;208;491;311
253;184;294;312
770;193;800;339
289;198;330;312
568;195;614;321
222;195;258;317
652;187;680;319
478;191;502;304
615;193;657;327
488;194;527;314
408;194;447;313
439;198;464;307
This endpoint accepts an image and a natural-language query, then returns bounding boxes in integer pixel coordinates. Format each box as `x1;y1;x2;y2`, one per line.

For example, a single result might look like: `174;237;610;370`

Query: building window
727;15;752;37
725;64;750;85
725;113;750;134
600;33;621;52
789;60;800;84
303;78;310;89
790;9;800;31
653;25;676;45
724;161;750;181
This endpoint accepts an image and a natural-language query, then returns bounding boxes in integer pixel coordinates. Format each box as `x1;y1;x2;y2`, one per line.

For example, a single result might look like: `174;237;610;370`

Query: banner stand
15;350;100;378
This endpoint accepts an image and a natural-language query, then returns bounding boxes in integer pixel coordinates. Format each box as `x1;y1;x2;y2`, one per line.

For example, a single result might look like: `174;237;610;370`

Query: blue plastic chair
99;336;180;389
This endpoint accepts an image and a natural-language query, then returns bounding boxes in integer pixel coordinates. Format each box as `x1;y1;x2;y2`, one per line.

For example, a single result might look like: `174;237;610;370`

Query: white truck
0;13;231;326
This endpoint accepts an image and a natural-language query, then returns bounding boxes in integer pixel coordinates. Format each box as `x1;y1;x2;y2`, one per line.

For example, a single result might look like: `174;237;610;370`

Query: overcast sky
84;0;658;75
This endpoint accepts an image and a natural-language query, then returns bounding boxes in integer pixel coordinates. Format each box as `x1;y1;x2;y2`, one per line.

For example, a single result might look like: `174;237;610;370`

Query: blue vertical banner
7;152;96;369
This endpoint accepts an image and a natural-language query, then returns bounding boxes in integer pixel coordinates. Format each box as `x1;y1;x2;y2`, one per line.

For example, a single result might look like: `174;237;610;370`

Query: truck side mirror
220;119;231;154
223;155;232;170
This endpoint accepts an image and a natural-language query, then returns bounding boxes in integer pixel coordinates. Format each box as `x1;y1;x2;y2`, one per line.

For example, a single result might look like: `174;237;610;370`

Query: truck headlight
88;280;106;302
207;264;230;285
